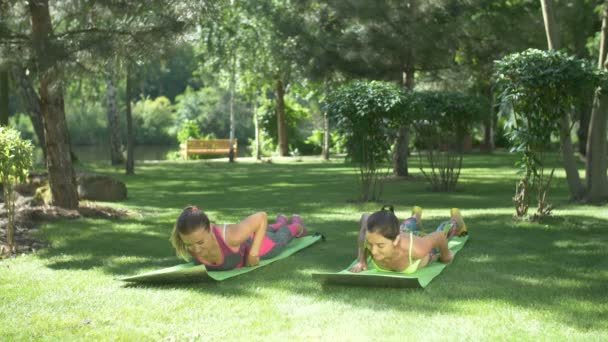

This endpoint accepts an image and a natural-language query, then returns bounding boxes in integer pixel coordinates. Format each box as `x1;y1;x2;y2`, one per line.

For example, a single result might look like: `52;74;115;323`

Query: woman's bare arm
226;212;268;266
349;214;370;272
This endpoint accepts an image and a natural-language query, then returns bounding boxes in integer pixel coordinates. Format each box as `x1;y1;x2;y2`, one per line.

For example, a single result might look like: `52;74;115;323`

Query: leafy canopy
494;48;601;150
0;126;34;185
325;80;403;161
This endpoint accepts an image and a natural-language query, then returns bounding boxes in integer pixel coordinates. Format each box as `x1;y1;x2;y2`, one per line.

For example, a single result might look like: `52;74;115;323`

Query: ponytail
367;204;399;240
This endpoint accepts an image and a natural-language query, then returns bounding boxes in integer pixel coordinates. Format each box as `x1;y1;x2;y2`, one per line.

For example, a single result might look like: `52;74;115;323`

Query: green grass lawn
1;153;607;341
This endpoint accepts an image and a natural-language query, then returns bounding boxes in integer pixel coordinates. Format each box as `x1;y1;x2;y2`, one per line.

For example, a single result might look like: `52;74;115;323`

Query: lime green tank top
369;232;421;274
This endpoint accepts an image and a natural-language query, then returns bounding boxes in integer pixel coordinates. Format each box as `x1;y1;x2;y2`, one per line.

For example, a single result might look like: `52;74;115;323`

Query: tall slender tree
0;66;8;126
28;0;79;209
125;64;135;175
322;0;463;175
586;0;608;203
105;60;124;165
539;0;586;200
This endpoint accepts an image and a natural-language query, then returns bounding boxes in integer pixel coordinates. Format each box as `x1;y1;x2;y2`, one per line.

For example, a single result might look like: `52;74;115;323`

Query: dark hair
170;206;211;260
366;204;399;240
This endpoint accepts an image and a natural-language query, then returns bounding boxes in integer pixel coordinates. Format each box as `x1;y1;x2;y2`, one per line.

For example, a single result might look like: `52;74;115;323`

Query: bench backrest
186;139;237;150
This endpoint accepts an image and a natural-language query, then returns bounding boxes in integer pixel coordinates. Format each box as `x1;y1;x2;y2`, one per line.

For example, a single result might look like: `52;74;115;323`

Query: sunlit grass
1;152;606;340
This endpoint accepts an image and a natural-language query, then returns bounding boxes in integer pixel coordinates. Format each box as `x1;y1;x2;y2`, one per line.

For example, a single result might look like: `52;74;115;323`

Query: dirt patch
0;199;138;259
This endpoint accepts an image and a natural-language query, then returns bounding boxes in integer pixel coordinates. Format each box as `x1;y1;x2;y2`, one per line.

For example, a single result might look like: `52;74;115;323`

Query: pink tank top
190;225;251;271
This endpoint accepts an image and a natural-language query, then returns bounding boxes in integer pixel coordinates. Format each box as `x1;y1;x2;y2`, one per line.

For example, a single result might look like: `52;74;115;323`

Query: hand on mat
349;261;368;273
247;253;260;267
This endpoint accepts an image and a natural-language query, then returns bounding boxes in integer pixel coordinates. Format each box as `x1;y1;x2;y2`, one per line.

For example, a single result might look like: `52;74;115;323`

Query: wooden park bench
180;139;238;160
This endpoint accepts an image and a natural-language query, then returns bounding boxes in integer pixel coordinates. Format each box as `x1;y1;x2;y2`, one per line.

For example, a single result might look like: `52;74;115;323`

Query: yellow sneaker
450;208;468;237
412;206;423;225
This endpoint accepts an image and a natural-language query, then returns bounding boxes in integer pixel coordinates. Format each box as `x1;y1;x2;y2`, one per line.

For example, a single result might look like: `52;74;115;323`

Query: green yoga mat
120;234;323;283
312;235;468;288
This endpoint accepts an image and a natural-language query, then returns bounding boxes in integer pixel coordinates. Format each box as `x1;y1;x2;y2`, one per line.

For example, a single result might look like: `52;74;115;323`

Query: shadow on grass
263;213;607;332
33;158;606;331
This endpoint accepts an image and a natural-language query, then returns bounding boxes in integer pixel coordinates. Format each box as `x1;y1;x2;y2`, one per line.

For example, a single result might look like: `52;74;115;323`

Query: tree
455;0;546;153
105;59;124;166
0;127;33;255
323;0;465;176
238;0;314;157
539;0;586;201
0;66;7;126
326;81;403;201
495;49;599;219
2;0;208;186
586;0;608;203
404;91;486;191
28;0;79;209
125;65;134;175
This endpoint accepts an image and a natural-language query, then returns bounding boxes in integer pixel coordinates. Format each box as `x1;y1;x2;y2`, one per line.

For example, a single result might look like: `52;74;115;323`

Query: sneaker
290;215;308;237
290;215;303;226
275;214;288;226
412;206;423;224
450;208;468;237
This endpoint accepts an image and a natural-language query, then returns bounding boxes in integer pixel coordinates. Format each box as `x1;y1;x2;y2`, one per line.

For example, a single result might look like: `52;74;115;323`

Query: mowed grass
1;152;607;341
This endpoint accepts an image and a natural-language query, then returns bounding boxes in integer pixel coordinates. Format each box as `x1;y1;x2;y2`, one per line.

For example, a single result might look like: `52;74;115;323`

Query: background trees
1;0;606;207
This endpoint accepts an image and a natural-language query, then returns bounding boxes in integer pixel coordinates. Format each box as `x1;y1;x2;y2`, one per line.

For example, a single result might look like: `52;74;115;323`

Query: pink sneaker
275;214;288;226
290;215;303;226
290;215;308;237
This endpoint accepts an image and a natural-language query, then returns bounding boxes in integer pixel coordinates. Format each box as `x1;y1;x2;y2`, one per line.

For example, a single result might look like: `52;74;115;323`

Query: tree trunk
393;65;414;177
599;1;608;70
105;64;124;165
586;89;608;202
29;0;78;209
393;126;410;176
125;65;135;175
482;87;496;152
0;67;8;126
540;0;560;50
228;54;236;162
275;78;288;156
541;0;586;200
10;66;47;161
585;0;608;203
559;115;586;200
577;101;591;156
253;99;261;160
322;112;330;160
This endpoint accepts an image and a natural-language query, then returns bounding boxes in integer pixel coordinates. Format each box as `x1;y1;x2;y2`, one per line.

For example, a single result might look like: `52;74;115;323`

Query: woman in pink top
170;206;307;271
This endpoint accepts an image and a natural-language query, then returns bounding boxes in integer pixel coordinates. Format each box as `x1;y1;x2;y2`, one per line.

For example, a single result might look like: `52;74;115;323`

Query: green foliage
494;115;511;149
173;86;253;145
8;114;37;144
65;98;108;145
132;96;175;145
494;48;602;219
0;126;33;185
401;91;486;191
258;96;313;155
0;126;33;253
137;44;199;102
404;91;486;145
325;80;403;201
176;120;201;144
304;129;347;155
495;49;599;140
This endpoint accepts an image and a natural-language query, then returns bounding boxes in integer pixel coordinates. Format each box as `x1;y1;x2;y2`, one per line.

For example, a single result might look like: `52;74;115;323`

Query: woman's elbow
257;211;268;221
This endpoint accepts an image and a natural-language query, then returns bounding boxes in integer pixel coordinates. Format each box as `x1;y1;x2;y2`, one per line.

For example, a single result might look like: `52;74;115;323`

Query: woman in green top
349;205;467;274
